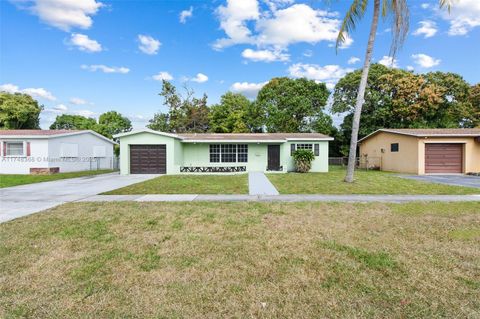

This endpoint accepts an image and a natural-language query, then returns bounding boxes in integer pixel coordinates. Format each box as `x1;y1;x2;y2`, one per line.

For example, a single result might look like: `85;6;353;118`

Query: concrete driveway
0;172;158;223
400;175;480;189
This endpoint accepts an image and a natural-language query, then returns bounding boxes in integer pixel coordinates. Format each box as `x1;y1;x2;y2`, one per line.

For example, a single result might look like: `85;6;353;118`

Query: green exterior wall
118;132;330;175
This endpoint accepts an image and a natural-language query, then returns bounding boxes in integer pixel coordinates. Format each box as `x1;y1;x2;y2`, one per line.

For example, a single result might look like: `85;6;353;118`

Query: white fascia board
0;130;117;144
181;139;286;143
113;129;180;139
285;138;334;141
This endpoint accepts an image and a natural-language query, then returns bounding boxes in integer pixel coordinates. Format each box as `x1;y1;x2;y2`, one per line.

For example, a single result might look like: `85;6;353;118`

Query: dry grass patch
1;201;479;318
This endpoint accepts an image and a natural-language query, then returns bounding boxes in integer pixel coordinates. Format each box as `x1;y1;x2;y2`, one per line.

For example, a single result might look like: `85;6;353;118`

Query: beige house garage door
425;143;463;174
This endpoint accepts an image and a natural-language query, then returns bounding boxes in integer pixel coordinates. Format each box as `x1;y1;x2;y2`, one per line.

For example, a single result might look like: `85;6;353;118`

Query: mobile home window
209;144;220;162
391;143;399;152
221;144;237;163
209;144;248;163
6;142;24;156
296;143;313;151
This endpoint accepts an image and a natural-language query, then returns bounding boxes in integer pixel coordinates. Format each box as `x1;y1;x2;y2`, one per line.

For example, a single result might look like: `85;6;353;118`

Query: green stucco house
114;129;333;174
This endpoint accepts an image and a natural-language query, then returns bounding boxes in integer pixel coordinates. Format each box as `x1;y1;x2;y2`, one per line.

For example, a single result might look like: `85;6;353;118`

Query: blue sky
1;0;479;129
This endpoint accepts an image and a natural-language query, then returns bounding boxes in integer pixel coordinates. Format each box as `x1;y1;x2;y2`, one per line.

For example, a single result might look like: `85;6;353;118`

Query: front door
267;145;281;171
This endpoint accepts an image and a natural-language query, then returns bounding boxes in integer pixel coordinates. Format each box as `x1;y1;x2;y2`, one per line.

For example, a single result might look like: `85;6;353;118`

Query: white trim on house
181;139;286;143
0;130;117;144
113;129;180;139
359;129;480;143
285;137;334;141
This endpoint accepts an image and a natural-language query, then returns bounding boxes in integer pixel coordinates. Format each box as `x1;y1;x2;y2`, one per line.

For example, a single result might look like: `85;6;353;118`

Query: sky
1;0;479;129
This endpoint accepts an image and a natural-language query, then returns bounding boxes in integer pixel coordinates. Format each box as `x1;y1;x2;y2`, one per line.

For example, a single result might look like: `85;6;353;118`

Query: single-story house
114;129;333;174
359;128;480;174
0;130;116;174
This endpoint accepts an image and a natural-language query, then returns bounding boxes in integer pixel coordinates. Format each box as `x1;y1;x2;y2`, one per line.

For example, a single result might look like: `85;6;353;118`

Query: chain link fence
329;156;382;171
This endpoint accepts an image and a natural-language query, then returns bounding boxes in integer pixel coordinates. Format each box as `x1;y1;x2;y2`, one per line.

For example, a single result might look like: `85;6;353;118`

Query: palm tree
337;0;453;183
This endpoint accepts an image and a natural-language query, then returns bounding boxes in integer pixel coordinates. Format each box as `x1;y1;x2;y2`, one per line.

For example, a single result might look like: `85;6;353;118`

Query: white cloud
406;65;415;71
69;97;88;105
138;34;161;55
378;56;398;68
179;6;193;23
152;71;174;81
74;109;96;118
69;33;102;52
303;50;313;57
439;0;480;35
11;0;103;31
214;0;260;49
53;104;68;112
411;53;441;68
214;1;349;53
420;3;430;9
413;20;437;38
347;56;360;65
230;81;267;98
288;63;353;90
190;73;209;83
241;48;289;62
0;83;56;101
81;64;130;74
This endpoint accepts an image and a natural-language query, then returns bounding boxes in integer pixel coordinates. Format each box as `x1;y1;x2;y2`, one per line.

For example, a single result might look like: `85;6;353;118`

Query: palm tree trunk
344;0;381;183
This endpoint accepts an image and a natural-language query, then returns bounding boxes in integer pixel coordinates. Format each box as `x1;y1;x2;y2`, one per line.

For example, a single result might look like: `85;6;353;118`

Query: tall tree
49;114;97;130
155;80;210;133
470;83;480;127
147;113;170;132
337;0;452;182
256;77;330;133
97;111;132;139
209;92;251;133
333;66;478;140
0;92;43;129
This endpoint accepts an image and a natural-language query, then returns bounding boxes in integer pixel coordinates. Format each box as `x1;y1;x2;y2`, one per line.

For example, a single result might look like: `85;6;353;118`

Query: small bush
292;149;315;173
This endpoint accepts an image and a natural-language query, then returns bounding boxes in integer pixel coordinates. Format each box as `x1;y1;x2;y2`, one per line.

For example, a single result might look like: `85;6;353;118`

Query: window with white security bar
295;143;320;156
209;144;248;163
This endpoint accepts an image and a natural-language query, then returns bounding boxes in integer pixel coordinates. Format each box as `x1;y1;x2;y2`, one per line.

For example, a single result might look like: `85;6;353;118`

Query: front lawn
0;170;116;188
1;201;479;318
268;166;479;194
103;174;248;194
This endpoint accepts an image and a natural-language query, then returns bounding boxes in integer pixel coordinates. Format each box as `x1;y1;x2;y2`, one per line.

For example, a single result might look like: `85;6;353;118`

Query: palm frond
439;0;455;12
386;0;409;58
336;0;369;52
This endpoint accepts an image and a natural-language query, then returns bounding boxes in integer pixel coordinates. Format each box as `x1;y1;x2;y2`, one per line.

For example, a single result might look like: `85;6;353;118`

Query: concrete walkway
81;194;480;203
0;173;158;223
248;172;279;195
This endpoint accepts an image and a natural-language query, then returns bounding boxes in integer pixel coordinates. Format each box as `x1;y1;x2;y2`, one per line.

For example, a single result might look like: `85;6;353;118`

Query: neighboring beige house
358;129;480;175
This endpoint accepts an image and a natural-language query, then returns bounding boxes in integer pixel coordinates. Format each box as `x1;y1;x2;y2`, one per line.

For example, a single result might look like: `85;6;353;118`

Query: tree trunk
344;0;381;183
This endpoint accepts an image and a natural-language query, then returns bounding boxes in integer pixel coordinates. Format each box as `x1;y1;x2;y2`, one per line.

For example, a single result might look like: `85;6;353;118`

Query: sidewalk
80;194;480;203
248;172;279;195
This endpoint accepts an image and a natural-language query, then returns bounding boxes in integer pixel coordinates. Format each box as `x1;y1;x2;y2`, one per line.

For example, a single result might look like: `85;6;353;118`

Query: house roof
178;132;333;142
0;129;82;136
113;129;333;142
0;129;116;144
359;128;480;142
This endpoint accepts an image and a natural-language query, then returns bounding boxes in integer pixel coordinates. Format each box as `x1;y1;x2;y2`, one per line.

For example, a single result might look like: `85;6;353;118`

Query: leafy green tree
97;111;132;139
49;114;97;130
209;92;251;133
0;92;43;129
256;77;330;132
156;80;210;133
469;83;480;126
147;113;170;132
332;66;478;142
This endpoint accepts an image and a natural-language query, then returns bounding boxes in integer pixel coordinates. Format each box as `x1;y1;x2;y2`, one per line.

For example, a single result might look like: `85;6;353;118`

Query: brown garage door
425;143;463;174
130;145;166;174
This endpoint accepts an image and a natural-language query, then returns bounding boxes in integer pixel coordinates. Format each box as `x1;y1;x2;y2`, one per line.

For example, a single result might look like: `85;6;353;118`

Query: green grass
0;170;116;188
1;201;479;318
103;174;249;194
267;166;479;194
